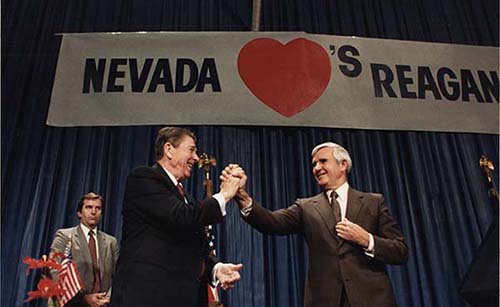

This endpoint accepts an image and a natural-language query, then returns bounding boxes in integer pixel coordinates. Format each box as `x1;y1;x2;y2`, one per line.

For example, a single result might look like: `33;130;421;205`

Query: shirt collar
335;181;349;202
159;163;180;186
80;223;97;236
327;181;349;202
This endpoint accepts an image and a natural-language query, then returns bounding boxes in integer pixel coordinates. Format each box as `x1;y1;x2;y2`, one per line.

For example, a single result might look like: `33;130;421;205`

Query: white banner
48;32;499;133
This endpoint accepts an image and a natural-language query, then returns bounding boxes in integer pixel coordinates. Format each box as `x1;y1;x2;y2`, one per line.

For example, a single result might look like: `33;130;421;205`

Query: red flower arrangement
23;253;63;276
23;254;65;304
24;277;65;302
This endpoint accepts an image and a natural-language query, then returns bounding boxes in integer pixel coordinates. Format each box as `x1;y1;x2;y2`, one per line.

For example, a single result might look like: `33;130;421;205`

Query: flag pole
198;153;224;307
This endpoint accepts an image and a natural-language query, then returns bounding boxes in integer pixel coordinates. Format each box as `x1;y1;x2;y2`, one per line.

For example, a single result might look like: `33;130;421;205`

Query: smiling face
312;147;348;190
77;199;102;229
163;135;199;181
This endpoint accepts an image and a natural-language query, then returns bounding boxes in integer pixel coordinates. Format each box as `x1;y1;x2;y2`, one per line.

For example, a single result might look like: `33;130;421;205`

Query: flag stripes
58;258;83;306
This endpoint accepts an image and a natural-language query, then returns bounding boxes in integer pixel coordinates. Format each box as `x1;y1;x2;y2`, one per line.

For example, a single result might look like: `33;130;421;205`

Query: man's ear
164;142;174;159
77;211;82;219
340;159;348;172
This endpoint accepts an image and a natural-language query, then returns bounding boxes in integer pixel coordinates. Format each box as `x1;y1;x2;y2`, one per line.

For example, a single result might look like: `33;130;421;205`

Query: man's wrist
239;199;253;217
212;193;227;216
366;233;374;250
212;262;223;286
363;234;375;258
220;190;233;203
235;190;252;206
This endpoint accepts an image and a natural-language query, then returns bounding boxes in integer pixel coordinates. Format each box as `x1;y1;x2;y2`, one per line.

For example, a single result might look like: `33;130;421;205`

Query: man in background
50;192;119;307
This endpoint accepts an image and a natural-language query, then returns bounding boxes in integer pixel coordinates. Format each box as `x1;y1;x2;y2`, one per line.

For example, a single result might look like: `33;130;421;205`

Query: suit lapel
345;188;364;222
153;163;185;201
312;193;339;241
76;226;93;265
71;226;82;250
71;227;87;288
339;188;365;248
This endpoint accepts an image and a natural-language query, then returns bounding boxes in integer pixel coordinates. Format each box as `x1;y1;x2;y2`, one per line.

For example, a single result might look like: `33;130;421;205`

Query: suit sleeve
124;167;223;234
244;201;303;235
48;229;69;280
49;232;86;307
110;236;119;271
372;196;408;265
203;253;219;286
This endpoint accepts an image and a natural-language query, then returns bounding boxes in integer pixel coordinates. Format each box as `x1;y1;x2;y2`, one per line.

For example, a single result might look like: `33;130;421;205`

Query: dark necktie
88;230;101;293
176;183;185;199
331;191;341;224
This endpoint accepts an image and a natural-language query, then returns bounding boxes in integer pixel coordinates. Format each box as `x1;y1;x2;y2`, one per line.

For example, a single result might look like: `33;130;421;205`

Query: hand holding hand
335;218;370;248
221;164;247;189
220;164;252;206
216;263;243;291
219;174;240;202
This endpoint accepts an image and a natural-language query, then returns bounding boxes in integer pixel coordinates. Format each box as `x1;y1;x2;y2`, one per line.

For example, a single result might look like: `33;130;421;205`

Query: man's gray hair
311;142;352;173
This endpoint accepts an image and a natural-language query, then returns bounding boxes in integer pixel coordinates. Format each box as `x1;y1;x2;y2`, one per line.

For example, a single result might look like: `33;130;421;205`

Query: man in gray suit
50;192;119;307
223;142;408;307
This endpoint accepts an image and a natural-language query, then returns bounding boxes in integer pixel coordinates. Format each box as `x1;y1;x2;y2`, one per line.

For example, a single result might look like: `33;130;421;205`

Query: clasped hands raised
218;164;250;204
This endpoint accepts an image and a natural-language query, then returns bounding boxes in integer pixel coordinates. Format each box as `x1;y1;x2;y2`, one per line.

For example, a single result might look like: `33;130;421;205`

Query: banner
48;32;499;133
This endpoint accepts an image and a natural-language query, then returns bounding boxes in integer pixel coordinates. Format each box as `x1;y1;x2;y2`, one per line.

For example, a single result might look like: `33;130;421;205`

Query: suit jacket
244;187;408;307
50;225;119;306
111;163;224;307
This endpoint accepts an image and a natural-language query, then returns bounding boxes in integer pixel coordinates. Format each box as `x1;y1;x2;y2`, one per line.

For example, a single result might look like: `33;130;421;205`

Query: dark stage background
2;1;499;306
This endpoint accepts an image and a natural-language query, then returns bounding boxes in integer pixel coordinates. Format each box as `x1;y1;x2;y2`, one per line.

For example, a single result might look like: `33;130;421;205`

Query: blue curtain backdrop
2;1;498;307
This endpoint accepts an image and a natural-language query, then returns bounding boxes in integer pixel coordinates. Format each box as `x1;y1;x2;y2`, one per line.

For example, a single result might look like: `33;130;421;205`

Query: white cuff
212;193;227;216
364;234;375;258
212;262;223;286
240;199;253;217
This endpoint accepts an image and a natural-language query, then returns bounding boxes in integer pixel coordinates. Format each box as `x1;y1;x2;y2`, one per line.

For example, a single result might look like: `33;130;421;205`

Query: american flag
57;237;83;307
206;225;221;304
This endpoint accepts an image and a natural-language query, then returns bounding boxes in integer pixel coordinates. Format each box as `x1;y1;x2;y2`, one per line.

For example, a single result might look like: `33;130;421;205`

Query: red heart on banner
237;38;331;117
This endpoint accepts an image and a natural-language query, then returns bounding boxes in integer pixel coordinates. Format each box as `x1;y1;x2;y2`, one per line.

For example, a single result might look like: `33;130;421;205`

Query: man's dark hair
155;127;196;160
77;192;104;213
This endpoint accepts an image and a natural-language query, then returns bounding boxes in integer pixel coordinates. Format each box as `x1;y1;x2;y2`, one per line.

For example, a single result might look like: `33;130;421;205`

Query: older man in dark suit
50;192;119;307
224;142;408;307
111;127;242;307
